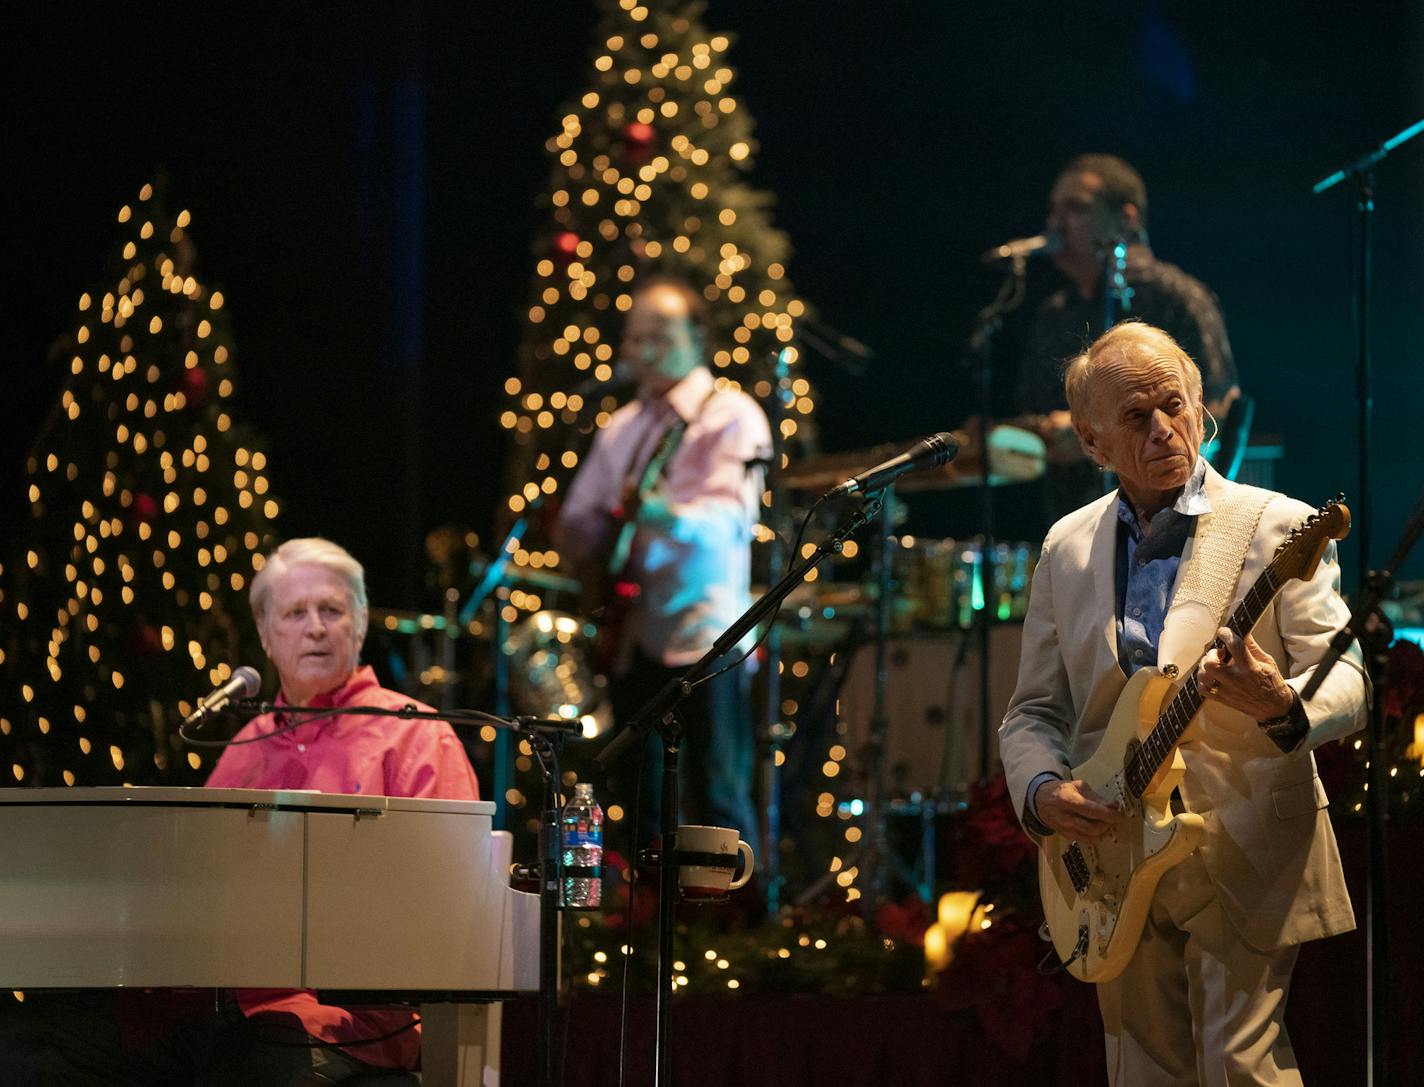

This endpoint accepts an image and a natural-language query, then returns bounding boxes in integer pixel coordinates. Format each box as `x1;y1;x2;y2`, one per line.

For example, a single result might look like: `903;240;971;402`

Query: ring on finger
1206;681;1221;696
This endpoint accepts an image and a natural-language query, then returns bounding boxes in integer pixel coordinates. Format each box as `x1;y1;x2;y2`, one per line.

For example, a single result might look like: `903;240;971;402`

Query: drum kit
372;424;1048;833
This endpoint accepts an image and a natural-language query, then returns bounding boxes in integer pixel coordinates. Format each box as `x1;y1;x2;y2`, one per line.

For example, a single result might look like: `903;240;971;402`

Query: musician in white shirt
555;277;771;845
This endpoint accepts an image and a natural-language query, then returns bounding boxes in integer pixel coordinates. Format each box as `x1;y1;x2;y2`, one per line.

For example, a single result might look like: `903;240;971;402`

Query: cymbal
782;425;1044;493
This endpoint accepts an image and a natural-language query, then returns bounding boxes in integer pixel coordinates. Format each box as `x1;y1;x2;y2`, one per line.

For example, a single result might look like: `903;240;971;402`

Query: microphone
825;433;960;498
181;666;261;727
981;233;1062;265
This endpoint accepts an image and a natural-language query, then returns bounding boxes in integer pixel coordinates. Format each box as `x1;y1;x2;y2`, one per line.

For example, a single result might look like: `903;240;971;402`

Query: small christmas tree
0;180;278;787
501;0;815;554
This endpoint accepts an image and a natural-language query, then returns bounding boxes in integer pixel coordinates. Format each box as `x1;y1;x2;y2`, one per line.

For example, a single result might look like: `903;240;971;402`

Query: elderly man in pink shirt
203;537;480;1083
0;538;480;1086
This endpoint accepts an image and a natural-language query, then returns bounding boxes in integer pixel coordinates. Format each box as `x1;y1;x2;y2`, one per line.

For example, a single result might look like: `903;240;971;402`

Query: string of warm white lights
0;181;278;788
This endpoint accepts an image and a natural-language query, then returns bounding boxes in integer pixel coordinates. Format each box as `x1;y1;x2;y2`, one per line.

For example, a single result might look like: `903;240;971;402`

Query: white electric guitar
1038;496;1350;983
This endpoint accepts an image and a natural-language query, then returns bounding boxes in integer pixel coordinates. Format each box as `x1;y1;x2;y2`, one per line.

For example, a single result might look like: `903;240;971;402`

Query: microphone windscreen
232;665;262;698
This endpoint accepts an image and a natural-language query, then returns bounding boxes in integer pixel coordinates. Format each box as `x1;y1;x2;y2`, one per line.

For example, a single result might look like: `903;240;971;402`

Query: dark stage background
6;2;1423;607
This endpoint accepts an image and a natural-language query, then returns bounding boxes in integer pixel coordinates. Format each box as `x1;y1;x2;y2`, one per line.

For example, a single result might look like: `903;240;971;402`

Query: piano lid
0;785;496;817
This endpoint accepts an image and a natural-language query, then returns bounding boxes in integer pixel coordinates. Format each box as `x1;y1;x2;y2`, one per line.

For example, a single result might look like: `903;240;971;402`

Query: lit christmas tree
501;0;815;557
0;180;278;788
488;0;820;840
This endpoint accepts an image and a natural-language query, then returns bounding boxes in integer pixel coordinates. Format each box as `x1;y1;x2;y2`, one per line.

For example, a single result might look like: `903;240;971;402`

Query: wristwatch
1258;689;1308;752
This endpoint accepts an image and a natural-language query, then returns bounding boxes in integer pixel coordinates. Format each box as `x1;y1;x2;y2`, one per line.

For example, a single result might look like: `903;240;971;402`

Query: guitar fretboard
1124;564;1283;797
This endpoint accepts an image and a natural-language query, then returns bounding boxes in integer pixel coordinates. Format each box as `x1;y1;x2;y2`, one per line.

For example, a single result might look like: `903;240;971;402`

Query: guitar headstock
1272;494;1350;584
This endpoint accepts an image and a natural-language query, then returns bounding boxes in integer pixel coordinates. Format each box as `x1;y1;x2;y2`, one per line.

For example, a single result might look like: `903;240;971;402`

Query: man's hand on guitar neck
1033;778;1120;842
1195;627;1297;723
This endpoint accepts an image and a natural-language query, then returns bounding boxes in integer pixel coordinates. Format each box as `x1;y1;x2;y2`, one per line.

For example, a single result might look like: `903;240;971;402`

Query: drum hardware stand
1311;116;1424;1087
936;617;980;797
515;722;569;1087
597;494;884;1086
794;486;924;908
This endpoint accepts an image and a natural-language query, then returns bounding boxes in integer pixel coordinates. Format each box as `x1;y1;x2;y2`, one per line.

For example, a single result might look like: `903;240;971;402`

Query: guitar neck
1125;562;1284;798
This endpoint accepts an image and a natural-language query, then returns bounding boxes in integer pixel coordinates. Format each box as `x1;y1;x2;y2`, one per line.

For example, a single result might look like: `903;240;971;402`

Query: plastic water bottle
561;782;603;909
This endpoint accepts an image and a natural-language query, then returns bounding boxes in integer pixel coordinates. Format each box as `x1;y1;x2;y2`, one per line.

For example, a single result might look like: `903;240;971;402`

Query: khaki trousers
1097;851;1303;1087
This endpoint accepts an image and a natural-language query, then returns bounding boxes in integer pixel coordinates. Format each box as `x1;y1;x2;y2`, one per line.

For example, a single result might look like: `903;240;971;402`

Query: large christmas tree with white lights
501;0;816;569
0;181;278;787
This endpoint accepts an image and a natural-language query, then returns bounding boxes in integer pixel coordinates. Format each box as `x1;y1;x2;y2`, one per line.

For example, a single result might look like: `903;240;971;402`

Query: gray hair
1064;320;1203;431
250;537;369;639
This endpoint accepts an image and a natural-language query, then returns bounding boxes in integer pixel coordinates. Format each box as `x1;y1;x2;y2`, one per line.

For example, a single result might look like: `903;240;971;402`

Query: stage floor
502;825;1422;1085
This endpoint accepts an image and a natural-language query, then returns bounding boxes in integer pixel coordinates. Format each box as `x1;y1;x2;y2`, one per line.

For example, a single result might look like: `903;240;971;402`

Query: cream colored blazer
1000;464;1368;952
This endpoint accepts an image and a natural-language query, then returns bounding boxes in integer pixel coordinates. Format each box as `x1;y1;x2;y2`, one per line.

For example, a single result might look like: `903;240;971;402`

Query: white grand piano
0;786;540;1086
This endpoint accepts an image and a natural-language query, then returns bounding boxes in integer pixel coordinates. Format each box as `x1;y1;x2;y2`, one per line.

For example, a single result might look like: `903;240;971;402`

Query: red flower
937;918;1067;1062
1382;639;1424;721
603;849;658;928
956;774;1038;887
874;895;932;947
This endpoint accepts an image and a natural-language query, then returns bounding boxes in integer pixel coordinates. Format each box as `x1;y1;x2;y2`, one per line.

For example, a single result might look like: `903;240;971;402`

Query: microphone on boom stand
980;233;1061;265
824;432;960;499
180;666;261;728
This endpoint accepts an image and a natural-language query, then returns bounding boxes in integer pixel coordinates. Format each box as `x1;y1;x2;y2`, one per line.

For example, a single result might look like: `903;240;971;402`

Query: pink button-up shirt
554;365;771;669
206;665;480;1069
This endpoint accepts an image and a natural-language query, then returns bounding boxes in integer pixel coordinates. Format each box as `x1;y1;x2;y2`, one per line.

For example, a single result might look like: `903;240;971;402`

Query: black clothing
1016;250;1237;415
1014;250;1237;524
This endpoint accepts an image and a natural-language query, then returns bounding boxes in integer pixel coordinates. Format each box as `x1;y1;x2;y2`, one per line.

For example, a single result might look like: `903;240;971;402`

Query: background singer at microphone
1010;153;1241;525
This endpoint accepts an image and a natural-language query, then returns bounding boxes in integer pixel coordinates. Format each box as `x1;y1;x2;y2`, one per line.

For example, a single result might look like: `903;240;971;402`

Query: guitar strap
1172;481;1277;631
607;386;717;579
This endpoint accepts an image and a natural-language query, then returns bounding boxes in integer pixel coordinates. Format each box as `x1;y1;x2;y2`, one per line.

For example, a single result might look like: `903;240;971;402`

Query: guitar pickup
1064;843;1092;894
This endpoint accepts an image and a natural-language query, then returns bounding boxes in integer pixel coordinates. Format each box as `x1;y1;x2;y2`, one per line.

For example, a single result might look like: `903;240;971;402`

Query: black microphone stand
595;494;885;1086
858;485;914;904
756;346;797;915
1296;487;1424;1087
1311;116;1424;1087
966;259;1029;781
224;701;579;1087
1101;235;1136;331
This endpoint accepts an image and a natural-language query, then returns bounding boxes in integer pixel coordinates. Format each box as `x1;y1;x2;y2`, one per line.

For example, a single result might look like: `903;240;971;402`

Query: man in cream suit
1000;321;1367;1085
